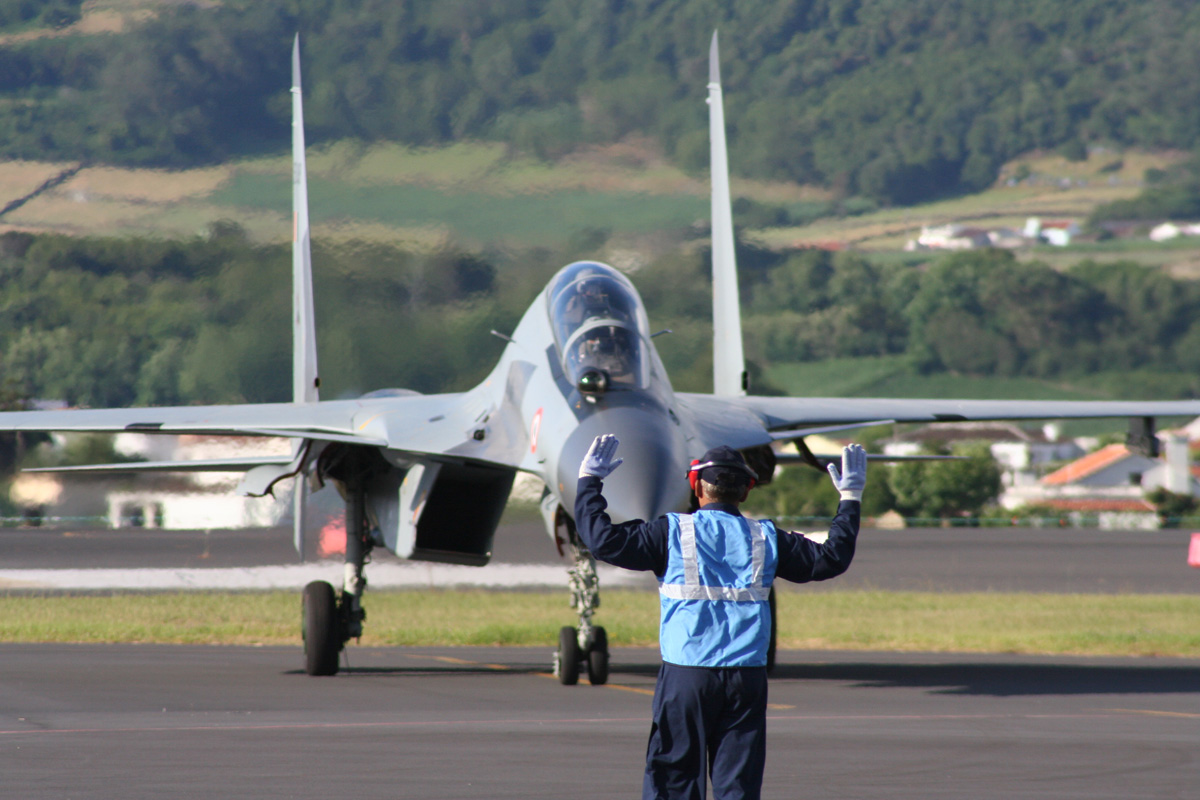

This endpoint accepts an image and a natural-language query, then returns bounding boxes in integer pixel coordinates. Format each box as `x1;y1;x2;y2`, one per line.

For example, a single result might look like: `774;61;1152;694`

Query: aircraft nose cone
559;405;691;524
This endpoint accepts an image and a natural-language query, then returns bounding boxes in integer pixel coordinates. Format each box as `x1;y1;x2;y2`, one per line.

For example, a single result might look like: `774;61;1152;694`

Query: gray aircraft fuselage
494;259;696;527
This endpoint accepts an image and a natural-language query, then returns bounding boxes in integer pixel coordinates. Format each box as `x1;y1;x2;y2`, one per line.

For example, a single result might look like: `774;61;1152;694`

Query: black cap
690;445;757;487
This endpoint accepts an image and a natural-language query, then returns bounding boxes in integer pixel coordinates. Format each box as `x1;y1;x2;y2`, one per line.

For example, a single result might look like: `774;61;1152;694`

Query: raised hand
579;434;624;479
826;443;867;502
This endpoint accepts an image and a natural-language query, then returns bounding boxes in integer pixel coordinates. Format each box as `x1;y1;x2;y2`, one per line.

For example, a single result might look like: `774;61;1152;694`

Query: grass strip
778;591;1200;657
0;590;1196;658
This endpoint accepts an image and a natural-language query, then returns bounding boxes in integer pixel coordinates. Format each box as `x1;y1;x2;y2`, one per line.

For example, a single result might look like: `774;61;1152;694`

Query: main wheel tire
766;586;777;674
586;626;609;685
303;580;340;676
558;626;580;686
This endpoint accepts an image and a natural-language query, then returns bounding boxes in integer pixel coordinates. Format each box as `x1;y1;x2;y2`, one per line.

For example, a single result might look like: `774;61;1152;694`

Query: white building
910;224;993;251
1149;222;1200;242
1024;217;1081;246
9;434;292;529
999;429;1199;528
883;422;1084;491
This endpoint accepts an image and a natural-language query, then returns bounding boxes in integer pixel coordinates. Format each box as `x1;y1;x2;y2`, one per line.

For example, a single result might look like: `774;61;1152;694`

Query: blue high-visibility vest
658;510;778;667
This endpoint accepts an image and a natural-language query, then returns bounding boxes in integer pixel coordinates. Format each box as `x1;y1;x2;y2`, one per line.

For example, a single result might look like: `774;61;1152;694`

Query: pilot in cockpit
578;326;632;383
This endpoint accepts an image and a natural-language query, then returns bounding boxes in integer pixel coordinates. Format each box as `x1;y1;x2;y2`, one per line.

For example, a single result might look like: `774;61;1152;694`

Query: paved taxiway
1;523;1196;796
2;644;1197;799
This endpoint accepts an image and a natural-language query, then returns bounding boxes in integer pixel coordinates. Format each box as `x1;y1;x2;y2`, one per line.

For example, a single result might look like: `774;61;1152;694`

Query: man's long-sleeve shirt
574;475;859;583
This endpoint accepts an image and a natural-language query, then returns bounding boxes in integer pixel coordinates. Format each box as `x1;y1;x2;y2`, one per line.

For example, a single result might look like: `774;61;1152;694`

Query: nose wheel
586;625;609;685
555;624;608;685
553;539;610;685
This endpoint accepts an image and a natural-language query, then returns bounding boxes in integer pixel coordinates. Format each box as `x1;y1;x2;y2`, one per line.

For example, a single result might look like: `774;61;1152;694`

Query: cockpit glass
547;262;649;389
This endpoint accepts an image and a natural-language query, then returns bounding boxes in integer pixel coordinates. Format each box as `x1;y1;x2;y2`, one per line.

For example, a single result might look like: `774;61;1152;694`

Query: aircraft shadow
281;654;1197;697
283;664;557;678
767;661;1200;697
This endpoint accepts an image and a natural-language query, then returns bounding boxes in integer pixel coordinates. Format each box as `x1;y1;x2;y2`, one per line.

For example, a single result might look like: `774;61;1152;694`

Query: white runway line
0;562;656;591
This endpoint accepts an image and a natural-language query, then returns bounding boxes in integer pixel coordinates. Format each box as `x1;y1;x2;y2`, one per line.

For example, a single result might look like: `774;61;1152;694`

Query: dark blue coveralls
575;475;859;800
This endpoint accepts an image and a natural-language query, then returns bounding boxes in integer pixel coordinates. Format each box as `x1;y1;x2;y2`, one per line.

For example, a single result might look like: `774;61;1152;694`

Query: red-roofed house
1039;443;1154;487
1002;436;1197;527
1024;217;1081;246
884;421;1084;493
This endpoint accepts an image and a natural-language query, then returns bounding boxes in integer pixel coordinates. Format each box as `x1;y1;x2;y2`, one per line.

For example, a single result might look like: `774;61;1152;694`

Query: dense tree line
1089;157;1200;226
742;247;1200;396
745;440;1003;521
0;227;540;407
6;1;1200;203
0;0;79;30
643;243;1200;399
4;230;1200;410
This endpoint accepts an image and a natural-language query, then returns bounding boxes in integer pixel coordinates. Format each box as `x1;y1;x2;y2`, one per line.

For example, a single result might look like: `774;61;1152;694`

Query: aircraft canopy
548;262;651;390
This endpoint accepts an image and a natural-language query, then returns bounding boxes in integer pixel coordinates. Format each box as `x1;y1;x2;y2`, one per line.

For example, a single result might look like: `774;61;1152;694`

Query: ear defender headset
687;458;758;493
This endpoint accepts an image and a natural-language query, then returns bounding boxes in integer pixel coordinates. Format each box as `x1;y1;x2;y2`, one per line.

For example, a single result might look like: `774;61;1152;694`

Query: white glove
827;443;867;502
579;434;623;479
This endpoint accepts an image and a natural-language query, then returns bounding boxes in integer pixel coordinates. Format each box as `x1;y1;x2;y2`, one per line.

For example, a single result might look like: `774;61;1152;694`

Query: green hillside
5;1;1200;206
3;2;1200;420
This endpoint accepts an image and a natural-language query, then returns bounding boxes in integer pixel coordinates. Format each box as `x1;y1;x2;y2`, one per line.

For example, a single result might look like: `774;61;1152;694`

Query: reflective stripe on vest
658;515;772;603
657;511;776;667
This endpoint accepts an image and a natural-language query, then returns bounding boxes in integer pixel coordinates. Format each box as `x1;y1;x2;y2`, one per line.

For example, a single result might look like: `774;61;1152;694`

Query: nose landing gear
553;541;609;685
555;623;609;686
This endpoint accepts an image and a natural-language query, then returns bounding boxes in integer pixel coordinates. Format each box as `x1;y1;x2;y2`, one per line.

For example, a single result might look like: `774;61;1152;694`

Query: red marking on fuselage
530;407;544;453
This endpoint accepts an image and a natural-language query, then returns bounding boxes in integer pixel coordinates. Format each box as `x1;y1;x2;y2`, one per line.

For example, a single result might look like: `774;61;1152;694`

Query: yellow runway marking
602;683;656;696
533;670;655;694
409;654;510;671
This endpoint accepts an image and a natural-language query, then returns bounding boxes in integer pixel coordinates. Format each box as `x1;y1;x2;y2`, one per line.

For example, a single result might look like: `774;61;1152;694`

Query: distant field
752;148;1200;272
208;172;709;247
765;356;1123;401
4;140;1200;269
0;140;721;246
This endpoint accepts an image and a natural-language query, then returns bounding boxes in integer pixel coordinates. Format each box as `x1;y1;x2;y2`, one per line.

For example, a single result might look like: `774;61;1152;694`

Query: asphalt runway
1;643;1196;799
1;521;1197;592
1;524;1197;797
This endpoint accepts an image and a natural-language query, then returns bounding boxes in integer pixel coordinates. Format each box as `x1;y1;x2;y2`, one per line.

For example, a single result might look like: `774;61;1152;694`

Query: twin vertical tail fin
292;34;320;406
291;34;319;558
707;32;747;397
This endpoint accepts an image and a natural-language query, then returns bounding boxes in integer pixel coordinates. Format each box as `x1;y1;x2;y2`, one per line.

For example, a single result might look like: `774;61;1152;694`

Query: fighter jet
4;34;1200;684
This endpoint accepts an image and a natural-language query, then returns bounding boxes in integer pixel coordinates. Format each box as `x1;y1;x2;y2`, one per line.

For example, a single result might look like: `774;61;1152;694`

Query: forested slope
4;229;1199;408
4;1;1200;204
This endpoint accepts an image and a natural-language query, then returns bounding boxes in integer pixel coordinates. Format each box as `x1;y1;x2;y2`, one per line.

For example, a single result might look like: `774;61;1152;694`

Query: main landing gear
302;579;364;676
554;539;609;685
302;452;373;676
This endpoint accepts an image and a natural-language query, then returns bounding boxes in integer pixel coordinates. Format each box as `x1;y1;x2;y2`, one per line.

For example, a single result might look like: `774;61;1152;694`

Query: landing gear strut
553;539;609;685
302;454;374;676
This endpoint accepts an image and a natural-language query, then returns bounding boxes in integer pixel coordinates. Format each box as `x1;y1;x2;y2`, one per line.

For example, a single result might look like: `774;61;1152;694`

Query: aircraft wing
22;456;295;474
0;399;393;443
0;390;529;470
677;392;1200;449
